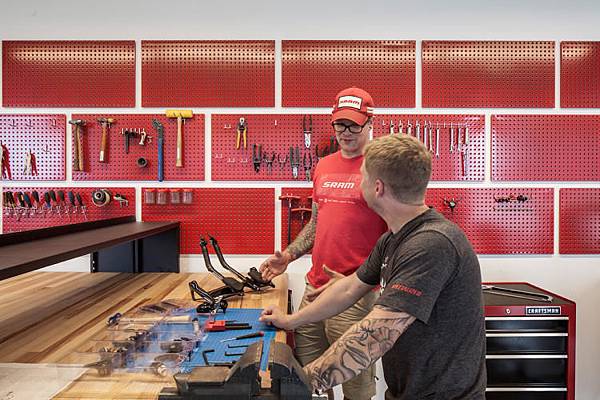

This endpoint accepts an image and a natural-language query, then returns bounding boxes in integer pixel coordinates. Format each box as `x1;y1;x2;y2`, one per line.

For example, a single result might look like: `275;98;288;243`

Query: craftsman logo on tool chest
526;306;561;316
322;181;355;189
338;95;362;110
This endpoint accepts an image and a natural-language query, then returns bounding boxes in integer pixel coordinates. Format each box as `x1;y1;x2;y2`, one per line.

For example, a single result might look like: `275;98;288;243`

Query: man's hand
305;265;344;302
259;251;291;281
259;305;295;330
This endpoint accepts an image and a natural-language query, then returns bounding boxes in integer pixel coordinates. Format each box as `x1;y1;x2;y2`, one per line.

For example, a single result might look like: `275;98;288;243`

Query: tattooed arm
303;305;415;392
260;202;318;281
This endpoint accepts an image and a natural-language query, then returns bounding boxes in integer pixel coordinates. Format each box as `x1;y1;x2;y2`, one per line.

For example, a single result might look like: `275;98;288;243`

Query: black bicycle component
199;237;245;298
189;280;229;314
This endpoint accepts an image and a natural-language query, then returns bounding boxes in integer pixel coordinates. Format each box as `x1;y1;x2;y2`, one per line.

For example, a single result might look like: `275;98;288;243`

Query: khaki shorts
294;283;378;400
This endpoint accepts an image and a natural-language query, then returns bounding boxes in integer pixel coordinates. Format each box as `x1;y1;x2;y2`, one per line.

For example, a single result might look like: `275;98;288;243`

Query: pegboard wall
0;114;66;181
425;188;554;254
561;41;600;108
279;188;313;250
141;188;275;255
212;114;335;182
2;187;135;233
71;114;204;181
492;115;600;181
372;114;485;181
282;40;416;108
559;189;600;254
422;41;555;108
142;41;275;107
2;41;136;107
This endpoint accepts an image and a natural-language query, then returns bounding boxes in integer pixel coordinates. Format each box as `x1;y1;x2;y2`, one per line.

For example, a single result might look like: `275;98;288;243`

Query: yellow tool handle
99;125;108;162
176;116;183;167
243;128;247;149
236;131;241;149
77;128;84;171
73;126;80;171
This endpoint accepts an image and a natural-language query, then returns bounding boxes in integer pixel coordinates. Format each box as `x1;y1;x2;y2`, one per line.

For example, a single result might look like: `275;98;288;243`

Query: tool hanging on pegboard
69;119;86;172
303;115;312;148
166;110;193;168
97;117;115;163
1;142;12;180
236;118;247;150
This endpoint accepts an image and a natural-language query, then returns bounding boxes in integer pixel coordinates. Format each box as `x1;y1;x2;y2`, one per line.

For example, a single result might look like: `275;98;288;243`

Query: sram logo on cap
338;95;362;110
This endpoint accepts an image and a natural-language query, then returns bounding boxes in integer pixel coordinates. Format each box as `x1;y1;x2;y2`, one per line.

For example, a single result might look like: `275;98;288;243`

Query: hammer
68;119;86;171
165;110;193;167
97;117;115;162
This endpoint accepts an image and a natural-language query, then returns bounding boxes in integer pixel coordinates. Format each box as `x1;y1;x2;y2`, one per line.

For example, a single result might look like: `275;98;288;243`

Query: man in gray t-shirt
260;134;486;399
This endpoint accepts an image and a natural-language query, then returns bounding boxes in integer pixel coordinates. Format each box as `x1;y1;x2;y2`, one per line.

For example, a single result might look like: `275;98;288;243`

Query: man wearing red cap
260;87;387;400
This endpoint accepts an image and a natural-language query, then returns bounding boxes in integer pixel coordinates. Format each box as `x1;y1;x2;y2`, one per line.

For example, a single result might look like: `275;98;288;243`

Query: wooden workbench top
0;271;288;399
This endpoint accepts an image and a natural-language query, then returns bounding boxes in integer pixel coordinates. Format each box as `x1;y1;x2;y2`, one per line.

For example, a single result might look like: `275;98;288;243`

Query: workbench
0;271;288;399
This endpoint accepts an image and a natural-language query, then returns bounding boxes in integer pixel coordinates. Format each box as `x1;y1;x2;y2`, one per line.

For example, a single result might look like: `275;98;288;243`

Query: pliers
1;142;12;180
263;151;275;174
252;143;262;173
236;118;247;150
289;146;300;179
303;115;312;149
303;152;312;181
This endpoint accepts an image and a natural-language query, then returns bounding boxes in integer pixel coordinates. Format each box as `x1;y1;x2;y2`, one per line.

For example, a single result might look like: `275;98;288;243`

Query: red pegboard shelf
422;41;555;108
212;114;335;182
279;188;313;250
141;188;274;255
492;115;600;181
282;40;415;108
560;188;600;254
2;187;135;233
142;41;275;107
71;114;204;181
561;41;600;108
425;188;554;254
2;41;135;107
373;114;485;181
0;114;66;181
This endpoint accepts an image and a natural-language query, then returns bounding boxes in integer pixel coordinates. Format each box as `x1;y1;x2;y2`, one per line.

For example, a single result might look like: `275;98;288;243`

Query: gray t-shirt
356;208;486;400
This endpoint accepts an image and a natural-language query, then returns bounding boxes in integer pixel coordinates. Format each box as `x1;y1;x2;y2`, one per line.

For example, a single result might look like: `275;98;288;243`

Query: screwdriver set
2;187;135;233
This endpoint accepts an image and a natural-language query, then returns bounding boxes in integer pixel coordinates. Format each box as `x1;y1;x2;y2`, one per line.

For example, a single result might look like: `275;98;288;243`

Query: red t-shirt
307;151;388;288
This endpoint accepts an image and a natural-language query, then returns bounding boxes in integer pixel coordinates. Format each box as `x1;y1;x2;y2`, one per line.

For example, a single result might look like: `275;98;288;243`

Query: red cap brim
331;109;368;126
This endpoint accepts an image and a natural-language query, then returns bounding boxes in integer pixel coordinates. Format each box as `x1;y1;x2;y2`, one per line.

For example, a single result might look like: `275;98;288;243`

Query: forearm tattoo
286;202;318;260
303;307;415;393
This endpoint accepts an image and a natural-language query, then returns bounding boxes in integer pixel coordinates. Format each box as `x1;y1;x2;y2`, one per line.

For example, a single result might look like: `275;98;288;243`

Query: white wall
2;1;600;398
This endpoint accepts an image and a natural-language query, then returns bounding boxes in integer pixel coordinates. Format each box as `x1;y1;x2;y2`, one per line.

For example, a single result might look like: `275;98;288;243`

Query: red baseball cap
331;87;375;126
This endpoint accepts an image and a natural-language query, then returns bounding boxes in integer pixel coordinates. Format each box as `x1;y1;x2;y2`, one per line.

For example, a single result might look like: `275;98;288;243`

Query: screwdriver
32;191;40;214
67;191;76;214
220;331;264;343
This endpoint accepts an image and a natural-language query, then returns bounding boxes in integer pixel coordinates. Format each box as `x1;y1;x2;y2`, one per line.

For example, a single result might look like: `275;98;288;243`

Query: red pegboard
141;188;274;255
559;188;600;254
212;114;334;182
2;187;135;233
422;41;555;108
142;41;275;107
282;40;415;108
492;115;600;181
372;114;485;181
2;41;135;107
279;188;313;250
0;114;66;181
425;188;554;254
561;41;600;108
71;114;204;181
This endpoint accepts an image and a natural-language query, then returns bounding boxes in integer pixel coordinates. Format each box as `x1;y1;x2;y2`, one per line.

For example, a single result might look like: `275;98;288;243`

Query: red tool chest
484;283;575;400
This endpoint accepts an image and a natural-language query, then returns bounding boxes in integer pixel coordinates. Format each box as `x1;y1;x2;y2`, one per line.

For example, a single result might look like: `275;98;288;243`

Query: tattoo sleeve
286;202;318;260
303;306;416;393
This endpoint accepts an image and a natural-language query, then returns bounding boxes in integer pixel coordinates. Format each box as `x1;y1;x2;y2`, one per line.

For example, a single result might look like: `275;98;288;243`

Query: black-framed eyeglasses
331;122;365;134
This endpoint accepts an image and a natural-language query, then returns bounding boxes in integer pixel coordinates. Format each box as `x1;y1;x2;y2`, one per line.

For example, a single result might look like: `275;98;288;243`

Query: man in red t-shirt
260;87;387;400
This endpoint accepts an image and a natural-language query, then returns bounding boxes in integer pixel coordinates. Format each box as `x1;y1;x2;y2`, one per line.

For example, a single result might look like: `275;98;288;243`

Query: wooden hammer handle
99;124;108;162
176;116;183;167
73;125;80;171
77;128;84;171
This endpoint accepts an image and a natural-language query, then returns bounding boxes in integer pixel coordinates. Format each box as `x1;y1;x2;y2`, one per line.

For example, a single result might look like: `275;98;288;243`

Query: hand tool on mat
279;195;300;247
289;146;300;179
482;285;553;303
166;110;193;167
220;331;264;343
303;115;312;148
236;117;247;150
152;119;165;182
97;117;115;163
206;320;251;332
69;119;86;171
252;144;263;173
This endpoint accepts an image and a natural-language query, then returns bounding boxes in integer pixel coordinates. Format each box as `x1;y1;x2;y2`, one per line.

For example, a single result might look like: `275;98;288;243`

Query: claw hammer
69;119;86;171
97;117;115;163
166;110;193;167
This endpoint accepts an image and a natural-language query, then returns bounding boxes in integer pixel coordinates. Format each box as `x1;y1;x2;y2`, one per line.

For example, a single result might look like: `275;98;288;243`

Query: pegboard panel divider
141;188;274;255
0;114;66;181
492;114;600;181
425;187;554;254
559;188;600;254
282;40;416;108
71;113;204;181
2;187;135;233
373;114;485;181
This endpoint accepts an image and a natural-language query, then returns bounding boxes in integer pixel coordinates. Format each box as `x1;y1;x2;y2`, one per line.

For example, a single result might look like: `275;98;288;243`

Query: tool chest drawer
486;318;568;333
486;334;567;354
486;391;566;400
487;357;567;387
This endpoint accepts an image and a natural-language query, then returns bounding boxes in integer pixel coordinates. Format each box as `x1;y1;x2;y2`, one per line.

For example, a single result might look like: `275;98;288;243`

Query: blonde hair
363;135;431;204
